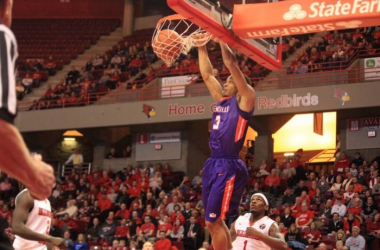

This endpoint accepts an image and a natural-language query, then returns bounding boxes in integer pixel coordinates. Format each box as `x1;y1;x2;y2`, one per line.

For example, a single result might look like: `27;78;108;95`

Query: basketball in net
152;29;183;62
152;15;213;66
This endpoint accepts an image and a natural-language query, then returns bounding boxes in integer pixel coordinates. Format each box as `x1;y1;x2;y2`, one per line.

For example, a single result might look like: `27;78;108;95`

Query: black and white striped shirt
0;23;18;124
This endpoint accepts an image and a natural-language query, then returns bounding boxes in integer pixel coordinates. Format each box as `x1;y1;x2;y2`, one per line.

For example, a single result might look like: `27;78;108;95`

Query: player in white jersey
12;189;67;250
231;193;288;250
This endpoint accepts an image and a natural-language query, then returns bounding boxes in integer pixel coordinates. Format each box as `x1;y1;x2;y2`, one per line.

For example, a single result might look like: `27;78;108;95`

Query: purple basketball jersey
209;95;254;155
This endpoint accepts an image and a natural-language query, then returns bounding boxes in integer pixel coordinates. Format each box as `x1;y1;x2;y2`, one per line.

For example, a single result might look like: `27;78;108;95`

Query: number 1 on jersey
243;240;247;250
213;115;221;130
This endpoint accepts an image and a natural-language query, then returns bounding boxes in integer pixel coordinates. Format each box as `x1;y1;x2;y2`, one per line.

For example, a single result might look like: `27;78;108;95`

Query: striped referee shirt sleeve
0;24;18;124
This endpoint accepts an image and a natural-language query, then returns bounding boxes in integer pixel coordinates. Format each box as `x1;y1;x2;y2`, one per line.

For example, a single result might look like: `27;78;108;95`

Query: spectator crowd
286;27;380;74
0;150;379;250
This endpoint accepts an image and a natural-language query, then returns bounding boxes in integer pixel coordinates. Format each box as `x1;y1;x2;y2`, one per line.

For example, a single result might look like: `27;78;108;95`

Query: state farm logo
257;93;319;110
283;4;307;20
283;1;378;21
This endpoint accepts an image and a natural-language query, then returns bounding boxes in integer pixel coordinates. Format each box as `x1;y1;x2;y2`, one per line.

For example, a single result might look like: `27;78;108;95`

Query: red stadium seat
306;245;314;250
321;235;335;245
172;241;184;250
79;217;91;223
75;221;88;233
89;246;101;250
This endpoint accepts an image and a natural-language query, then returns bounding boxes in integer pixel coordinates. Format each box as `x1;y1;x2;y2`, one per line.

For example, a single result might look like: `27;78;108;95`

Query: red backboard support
167;0;282;70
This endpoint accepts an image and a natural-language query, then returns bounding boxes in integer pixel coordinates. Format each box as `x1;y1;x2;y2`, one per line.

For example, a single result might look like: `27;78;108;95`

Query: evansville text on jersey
236;229;263;241
214;105;230;113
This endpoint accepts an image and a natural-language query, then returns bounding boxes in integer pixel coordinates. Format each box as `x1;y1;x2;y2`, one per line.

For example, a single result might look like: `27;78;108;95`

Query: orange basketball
152;29;183;61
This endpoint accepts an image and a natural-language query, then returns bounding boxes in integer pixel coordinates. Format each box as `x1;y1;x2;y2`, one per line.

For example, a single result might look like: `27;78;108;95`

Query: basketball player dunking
12;189;67;250
231;193;287;250
198;38;255;250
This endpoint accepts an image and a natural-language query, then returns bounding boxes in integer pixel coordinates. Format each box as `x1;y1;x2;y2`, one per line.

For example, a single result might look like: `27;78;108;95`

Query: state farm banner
364;57;380;80
161;75;196;98
233;0;380;39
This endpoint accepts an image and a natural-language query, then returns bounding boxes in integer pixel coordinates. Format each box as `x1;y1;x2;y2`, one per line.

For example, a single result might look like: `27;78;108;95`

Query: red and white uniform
13;189;51;250
233;214;274;250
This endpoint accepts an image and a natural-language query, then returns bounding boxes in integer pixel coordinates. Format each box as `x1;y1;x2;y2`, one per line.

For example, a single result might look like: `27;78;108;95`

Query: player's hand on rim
191;32;212;47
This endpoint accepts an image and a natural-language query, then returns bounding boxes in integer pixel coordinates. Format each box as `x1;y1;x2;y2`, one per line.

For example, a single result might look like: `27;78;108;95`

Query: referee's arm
0;27;55;201
0;28;37;192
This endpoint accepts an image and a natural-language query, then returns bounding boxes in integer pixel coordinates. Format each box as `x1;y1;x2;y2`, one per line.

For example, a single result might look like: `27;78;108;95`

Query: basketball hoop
152;14;213;67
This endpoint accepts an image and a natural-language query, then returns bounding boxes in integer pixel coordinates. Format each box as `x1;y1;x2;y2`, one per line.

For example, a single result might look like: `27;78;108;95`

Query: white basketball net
152;15;213;67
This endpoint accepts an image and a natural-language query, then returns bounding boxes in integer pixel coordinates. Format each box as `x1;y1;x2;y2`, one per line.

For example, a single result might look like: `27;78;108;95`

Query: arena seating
0;150;379;250
14;19;120;67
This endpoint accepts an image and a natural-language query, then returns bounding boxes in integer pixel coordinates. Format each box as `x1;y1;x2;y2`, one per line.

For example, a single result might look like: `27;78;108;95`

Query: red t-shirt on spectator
282;44;290;52
265;175;280;187
335;158;350;173
308;188;316;199
352;33;363;38
57;219;78;230
142;210;158;219
296;210;314;227
128;187;141;198
32;73;42;80
155;238;172;250
141;222;156;236
0;210;12;219
129;59;143;67
305;230;321;242
115;225;129;238
115;209;130;219
343;218;360;233
131;173;141;182
300;196;311;205
291;160;303;168
98;197;112;211
291;204;302;218
309;52;320;61
170;212;185;225
347;206;362;217
157;222;172;233
138;182;149;193
366;220;380;233
44;89;53;98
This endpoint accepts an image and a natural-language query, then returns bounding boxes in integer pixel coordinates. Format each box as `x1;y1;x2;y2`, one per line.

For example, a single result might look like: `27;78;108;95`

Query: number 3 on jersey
213;115;221;130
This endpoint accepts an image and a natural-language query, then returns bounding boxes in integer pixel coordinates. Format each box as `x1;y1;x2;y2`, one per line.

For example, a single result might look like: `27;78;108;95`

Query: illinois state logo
142;104;156;120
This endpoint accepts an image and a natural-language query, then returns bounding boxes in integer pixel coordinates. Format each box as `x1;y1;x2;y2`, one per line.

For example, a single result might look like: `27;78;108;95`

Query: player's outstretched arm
198;45;223;102
218;40;255;112
0;120;55;200
12;191;67;249
246;223;288;250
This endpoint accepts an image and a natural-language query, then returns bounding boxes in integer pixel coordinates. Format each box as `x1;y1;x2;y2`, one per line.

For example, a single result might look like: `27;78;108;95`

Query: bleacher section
14;19;120;82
